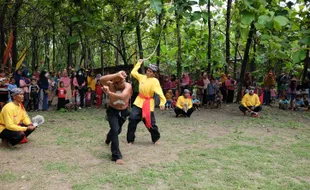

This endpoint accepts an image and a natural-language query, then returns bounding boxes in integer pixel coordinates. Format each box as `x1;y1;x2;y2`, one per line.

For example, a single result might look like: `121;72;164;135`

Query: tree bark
101;45;104;75
52;21;56;71
176;11;182;80
250;38;256;72
67;25;73;69
120;30;127;66
115;35;120;66
237;22;255;102
225;0;232;74
44;34;50;71
302;49;309;83
12;0;23;70
207;0;212;73
234;43;239;79
31;33;38;71
135;0;144;73
0;0;10;64
156;13;162;67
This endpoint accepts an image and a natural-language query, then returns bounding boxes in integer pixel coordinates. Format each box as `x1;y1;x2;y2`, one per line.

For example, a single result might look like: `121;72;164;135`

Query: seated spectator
174;89;194;118
279;95;289;110
0;88;36;147
239;86;262;117
192;94;201;110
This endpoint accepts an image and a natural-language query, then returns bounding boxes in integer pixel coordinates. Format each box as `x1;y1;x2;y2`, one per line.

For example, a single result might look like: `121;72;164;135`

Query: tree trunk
207;0;212;73
120;30;127;66
101;45;104;75
115;35;120;66
135;0;144;73
0;0;10;64
237;22;255;102
52;21;56;71
250;38;256;72
44;34;50;71
31;33;38;71
156;13;162;67
67;25;73;69
234;43;239;79
12;0;23;70
176;11;182;81
302;49;309;83
225;0;232;74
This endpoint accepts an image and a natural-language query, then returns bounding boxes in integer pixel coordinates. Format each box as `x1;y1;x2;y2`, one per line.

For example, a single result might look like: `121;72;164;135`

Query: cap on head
148;64;158;72
183;89;190;94
11;88;24;97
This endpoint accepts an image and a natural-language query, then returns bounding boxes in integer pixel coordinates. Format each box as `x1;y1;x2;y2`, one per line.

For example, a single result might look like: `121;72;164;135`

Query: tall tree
207;0;211;73
237;22;255;102
12;0;23;69
225;0;232;74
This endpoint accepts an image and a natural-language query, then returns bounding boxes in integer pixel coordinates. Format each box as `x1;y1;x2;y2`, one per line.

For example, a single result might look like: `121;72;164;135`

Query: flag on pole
3;30;13;65
16;48;26;71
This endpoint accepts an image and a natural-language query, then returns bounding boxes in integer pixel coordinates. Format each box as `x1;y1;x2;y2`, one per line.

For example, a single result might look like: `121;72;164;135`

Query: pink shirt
225;79;236;91
19;79;29;93
270;89;277;97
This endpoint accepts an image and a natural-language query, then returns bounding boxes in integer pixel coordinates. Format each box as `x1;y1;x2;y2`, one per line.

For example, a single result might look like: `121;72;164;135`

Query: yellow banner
15;48;26;71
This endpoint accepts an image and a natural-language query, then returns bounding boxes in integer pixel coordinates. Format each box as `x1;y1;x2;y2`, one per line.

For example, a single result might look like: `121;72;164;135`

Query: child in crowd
192;94;201;110
165;89;173;110
8;77;17;102
279;95;289;110
207;78;216;108
85;87;92;107
172;96;177;109
28;78;40;111
294;95;304;111
215;90;223;108
95;80;103;109
270;85;277;104
302;93;309;111
57;81;66;110
72;86;80;110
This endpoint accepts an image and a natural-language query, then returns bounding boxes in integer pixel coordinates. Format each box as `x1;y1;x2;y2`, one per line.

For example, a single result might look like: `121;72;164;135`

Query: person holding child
239;86;262;116
175;89;194;117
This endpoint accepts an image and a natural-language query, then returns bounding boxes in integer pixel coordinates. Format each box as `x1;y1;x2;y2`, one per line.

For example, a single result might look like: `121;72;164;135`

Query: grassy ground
0;104;310;190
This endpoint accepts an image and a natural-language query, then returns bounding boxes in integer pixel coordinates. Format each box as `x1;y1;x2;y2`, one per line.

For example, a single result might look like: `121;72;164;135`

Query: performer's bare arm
103;83;132;100
99;71;127;86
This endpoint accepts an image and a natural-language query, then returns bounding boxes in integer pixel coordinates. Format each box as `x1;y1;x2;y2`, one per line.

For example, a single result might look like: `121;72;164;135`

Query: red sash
138;93;152;129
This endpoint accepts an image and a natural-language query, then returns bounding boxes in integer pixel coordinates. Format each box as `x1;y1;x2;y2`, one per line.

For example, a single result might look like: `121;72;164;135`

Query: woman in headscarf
73;68;86;108
38;71;49;111
181;72;190;94
59;70;72;103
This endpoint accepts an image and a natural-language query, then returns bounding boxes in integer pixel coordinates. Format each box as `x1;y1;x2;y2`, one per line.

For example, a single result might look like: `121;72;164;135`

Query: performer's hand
27;125;36;131
118;71;127;80
160;105;165;110
103;86;110;94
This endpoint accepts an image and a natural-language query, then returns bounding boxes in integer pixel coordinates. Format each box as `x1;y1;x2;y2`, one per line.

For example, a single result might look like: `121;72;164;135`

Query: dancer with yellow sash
127;59;166;145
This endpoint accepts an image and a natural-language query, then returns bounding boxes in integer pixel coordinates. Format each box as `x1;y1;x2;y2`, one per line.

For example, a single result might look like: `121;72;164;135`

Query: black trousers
203;89;208;105
23;92;30;110
174;107;194;117
239;105;262;113
127;105;160;143
78;88;85;107
30;93;38;110
106;107;129;161
0;128;34;146
226;90;234;103
57;98;66;110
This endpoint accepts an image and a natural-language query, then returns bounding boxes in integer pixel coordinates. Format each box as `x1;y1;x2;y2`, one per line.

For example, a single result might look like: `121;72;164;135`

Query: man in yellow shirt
127;59;166;145
87;71;96;106
239;87;262;116
175;89;194;117
0;88;36;147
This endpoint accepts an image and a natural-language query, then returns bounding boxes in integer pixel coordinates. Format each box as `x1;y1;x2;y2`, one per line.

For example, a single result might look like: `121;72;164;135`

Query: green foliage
150;0;163;15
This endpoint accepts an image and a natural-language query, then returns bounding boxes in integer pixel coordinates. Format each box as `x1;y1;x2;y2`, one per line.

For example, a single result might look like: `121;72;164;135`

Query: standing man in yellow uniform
127;59;166;145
